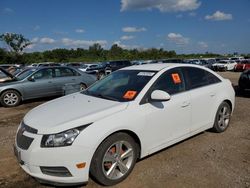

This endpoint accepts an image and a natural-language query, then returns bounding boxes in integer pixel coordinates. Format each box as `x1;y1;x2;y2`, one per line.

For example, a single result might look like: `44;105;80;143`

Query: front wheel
90;133;138;186
0;90;21;107
211;102;231;133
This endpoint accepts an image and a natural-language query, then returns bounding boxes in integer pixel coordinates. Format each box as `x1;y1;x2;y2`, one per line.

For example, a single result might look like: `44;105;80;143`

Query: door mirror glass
150;90;171;102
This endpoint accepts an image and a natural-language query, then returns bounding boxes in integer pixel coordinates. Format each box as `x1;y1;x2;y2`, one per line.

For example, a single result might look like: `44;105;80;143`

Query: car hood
23;93;128;134
0;79;21;86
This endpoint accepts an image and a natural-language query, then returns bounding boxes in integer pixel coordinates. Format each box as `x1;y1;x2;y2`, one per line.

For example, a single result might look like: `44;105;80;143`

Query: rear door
53;67;81;95
182;67;221;132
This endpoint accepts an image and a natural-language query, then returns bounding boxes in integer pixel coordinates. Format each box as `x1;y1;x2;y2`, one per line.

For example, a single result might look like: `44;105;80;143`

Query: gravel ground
0;72;249;188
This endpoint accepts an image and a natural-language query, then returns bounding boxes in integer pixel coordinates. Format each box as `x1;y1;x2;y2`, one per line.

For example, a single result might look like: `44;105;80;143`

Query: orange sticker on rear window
123;90;137;100
171;73;181;84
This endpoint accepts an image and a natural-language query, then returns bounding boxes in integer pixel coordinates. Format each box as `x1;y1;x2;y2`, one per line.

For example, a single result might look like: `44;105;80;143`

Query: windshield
16;69;36;80
83;70;156;102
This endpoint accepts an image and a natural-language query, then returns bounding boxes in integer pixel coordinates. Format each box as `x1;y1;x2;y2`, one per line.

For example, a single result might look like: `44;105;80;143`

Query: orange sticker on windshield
123;90;137;100
171;73;181;84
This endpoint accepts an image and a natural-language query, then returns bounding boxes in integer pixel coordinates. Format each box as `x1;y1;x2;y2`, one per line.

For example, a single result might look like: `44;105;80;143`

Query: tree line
0;32;241;65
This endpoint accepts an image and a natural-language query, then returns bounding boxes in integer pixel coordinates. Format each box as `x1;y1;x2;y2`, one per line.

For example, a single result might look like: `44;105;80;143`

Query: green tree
88;43;104;58
0;33;31;54
108;44;123;59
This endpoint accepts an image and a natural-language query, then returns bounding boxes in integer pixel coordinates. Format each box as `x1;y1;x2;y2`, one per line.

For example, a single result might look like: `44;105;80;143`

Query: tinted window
33;69;53;80
206;71;221;84
151;68;185;95
183;67;220;89
54;67;77;77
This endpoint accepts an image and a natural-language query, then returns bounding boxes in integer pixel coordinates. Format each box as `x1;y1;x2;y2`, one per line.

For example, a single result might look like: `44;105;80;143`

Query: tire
90;133;138;186
80;83;87;91
211;102;231;133
0;90;21;107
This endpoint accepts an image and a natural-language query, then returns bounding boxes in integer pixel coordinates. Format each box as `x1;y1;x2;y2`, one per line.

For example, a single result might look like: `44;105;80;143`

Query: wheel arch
94;129;142;159
223;99;232;111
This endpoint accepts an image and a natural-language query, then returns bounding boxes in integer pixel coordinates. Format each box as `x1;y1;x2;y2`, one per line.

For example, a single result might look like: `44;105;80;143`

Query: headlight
41;124;92;147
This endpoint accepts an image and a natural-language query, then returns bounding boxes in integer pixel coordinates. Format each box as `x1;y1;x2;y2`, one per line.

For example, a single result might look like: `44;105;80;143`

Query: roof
122;63;181;71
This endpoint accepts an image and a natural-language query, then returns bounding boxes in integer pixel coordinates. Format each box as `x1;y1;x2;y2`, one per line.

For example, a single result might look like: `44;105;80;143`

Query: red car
234;60;250;72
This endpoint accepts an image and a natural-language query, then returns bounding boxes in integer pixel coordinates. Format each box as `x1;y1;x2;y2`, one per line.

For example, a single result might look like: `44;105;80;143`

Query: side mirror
150;90;171;102
28;76;35;82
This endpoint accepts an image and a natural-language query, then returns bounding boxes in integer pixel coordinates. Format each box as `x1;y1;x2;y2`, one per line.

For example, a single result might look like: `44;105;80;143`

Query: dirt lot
0;72;249;188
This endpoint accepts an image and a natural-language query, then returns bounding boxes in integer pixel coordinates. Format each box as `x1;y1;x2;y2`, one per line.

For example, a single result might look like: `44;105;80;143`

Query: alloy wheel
102;141;134;180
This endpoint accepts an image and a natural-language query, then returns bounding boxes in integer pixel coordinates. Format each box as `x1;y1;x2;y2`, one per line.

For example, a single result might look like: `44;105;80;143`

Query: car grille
16;122;38;150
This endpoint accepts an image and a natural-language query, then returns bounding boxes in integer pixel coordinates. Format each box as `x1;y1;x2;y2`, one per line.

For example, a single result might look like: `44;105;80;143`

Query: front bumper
14;131;92;185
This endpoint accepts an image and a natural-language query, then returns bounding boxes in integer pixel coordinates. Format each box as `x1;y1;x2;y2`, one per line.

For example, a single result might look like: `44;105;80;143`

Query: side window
58;68;75;77
33;69;53;80
183;67;209;89
151;68;185;95
54;68;61;77
206;71;221;84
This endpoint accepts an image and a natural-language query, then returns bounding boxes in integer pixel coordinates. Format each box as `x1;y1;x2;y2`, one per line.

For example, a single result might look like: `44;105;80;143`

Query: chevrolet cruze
14;64;235;186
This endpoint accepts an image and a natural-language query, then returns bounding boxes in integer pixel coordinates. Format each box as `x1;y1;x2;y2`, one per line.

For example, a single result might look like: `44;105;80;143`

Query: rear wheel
0;90;21;107
90;133;138;186
212;102;231;133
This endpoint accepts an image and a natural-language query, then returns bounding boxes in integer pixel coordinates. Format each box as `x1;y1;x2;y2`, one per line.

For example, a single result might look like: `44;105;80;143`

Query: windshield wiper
82;90;119;101
94;93;119;101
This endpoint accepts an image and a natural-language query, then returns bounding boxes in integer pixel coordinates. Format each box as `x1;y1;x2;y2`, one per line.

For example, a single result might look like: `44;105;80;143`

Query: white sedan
213;60;237;71
14;64;235;186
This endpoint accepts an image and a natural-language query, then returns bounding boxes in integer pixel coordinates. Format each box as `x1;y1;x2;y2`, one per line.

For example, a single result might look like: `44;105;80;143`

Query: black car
104;60;132;75
238;70;250;92
80;61;132;79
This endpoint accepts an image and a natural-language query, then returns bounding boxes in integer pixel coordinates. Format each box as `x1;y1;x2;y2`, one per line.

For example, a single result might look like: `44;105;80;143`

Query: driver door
23;68;56;99
140;68;191;154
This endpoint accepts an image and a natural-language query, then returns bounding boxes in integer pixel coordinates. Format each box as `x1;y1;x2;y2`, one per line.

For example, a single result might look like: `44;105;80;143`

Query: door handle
181;101;190;108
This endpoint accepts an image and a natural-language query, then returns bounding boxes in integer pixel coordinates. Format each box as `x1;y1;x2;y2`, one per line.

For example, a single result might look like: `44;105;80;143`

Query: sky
0;0;250;54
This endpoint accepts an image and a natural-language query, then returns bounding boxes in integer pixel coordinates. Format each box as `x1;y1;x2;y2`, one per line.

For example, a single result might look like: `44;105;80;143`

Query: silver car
0;66;96;107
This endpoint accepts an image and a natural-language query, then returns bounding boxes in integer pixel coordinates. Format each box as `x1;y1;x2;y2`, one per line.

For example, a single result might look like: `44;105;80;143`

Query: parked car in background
238;70;250;92
0;66;96;107
104;60;132;75
234;59;250;72
230;56;245;63
162;58;184;64
0;64;21;70
14;63;235;186
212;60;237;71
201;58;216;69
131;60;148;65
66;62;85;68
78;64;99;72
